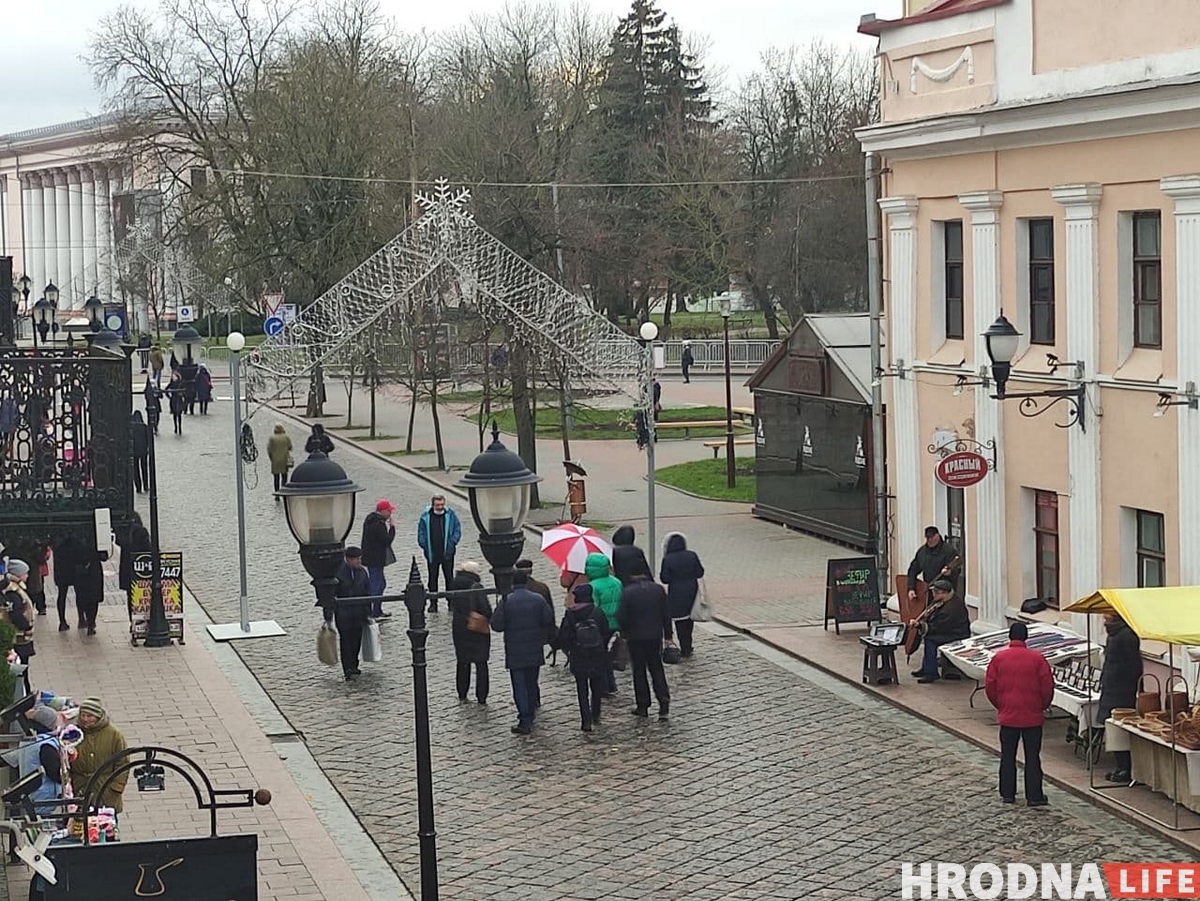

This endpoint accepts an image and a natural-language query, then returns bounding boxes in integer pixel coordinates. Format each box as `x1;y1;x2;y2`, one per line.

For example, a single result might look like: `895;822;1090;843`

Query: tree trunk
750;281;781;340
430;377;445;470
510;342;540;509
675;292;688;313
369;354;378;439
558;371;572;464
662;280;674;328
306;363;326;418
344;364;355;429
405;347;418;453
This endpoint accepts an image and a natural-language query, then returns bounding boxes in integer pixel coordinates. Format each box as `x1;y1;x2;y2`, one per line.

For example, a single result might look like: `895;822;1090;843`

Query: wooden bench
656;420;750;439
702;437;755;458
732;406;755;423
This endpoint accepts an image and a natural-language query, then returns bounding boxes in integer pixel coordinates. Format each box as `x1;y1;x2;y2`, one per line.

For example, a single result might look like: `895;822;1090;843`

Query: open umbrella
540;523;612;573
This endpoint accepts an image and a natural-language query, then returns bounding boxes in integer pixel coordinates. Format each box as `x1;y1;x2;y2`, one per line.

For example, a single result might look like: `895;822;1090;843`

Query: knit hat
572;584;593;603
515;559;533;570
459;561;481;575
79;697;107;720
6;559;28;578
26;706;59;732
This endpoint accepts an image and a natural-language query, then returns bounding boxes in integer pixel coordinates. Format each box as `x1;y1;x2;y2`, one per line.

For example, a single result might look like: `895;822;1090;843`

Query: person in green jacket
585;552;622;695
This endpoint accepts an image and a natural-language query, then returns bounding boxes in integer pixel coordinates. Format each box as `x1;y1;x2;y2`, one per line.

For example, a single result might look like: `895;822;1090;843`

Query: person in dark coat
617;573;673;719
137;333;151;369
143;378;162;434
1098;613;1142;783
659;532;704;658
985;622;1054;806
450;566;491;704
74;549;106;636
165;372;186;435
323;546;371;681
306;424;335;454
116;517;152;623
490;570;553;735
912;579;972;683
906;526;961;604
130;411;150;493
558;584;612;731
680;342;694;383
612;525;652;586
516;559;553;608
52;535;84;633
360;500;396;618
194;365;213;414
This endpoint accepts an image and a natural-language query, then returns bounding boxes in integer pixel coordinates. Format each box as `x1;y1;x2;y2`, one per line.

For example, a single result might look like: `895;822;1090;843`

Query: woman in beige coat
267;424;293;492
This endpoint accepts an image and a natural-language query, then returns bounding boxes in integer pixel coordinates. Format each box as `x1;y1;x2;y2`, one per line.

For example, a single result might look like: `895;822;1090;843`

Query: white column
27;175;44;298
41;173;58;293
81;168;98;296
1;176;7;255
67;167;84;305
1052;184;1103;632
95;166;114;305
880;196;922;567
21;177;33;286
959;190;1008;632
54;171;71;302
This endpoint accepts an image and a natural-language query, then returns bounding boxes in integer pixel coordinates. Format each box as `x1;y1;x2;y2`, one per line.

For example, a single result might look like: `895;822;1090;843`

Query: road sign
262;292;284;314
263;315;285;337
280;303;297;323
177;305;194;323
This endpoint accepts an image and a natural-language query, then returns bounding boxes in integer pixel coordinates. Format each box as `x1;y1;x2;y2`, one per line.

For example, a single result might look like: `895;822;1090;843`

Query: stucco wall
1033;0;1200;74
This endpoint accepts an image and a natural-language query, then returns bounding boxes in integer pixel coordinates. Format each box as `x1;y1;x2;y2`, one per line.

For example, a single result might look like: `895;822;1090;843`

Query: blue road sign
263;315;285;337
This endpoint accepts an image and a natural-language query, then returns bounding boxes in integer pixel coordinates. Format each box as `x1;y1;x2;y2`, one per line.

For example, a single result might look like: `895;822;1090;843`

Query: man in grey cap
912;578;971;684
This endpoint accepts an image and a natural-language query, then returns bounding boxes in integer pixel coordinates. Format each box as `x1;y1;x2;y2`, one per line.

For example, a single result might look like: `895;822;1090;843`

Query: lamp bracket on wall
952;372;990;396
1045;354;1084;380
1154;381;1198;417
871;359;906;388
925;436;998;473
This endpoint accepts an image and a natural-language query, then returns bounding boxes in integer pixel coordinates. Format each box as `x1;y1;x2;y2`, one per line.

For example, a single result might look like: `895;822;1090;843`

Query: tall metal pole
232;350;250;632
646;343;657;574
723;314;736;488
865;151;889;597
404;560;439;901
143;405;171;647
551;182;574;434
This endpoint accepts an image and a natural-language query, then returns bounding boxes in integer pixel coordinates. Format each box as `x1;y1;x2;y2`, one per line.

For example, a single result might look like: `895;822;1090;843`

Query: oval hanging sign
936;450;989;488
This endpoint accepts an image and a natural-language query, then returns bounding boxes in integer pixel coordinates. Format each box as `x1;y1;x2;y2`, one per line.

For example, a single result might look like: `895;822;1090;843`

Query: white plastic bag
362;619;383;663
690;579;713;622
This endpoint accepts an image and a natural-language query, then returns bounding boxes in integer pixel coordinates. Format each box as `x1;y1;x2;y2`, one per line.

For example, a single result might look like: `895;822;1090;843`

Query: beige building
857;0;1200;639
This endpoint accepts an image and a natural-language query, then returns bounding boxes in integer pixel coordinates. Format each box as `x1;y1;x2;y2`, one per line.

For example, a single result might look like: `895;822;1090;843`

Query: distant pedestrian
148;345;164;387
361;500;397;618
584;552;622;694
74;549;105;636
165;371;186;435
617;572;672;720
611;525;651;586
130;411;149;493
137;333;151;370
195;365;213;414
1097;613;1141;784
322;546;371;682
143;378;162;434
51;534;84;633
267;424;293;492
558;584;612;731
305;423;334;454
450;563;491;704
71;698;129;813
659;532;704;658
2;560;37;694
680;341;694;383
653;379;662;415
490;569;553;735
516;559;553;607
417;495;461;611
985;623;1053;806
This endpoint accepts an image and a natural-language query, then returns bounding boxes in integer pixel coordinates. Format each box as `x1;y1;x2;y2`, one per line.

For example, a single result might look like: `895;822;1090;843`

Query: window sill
1113;347;1163;384
928;339;966;367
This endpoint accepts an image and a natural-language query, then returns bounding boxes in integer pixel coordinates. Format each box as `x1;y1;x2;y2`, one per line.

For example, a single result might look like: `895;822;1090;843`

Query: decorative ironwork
996;383;1087;432
0;347;133;540
925;436;998;473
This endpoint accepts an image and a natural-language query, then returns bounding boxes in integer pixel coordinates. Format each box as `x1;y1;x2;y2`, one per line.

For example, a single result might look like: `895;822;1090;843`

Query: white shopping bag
362;619;383;663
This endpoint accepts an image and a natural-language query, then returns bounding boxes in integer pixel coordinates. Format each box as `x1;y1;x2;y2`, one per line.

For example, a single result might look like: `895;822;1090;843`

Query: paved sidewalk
3;568;391;901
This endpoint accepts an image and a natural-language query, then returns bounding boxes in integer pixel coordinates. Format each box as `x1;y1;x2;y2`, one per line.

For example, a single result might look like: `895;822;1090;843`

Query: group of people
138;350;214;440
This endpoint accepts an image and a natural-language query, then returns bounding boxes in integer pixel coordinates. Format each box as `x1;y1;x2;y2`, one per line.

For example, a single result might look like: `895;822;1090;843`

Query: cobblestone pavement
145;398;1185;901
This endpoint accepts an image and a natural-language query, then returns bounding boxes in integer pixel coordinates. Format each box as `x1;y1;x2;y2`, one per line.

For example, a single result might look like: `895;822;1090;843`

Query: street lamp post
142;407;172;648
173;324;202;410
84;295;105;334
981;313;1087;430
638;320;659;571
32;297;52;349
719;297;736;488
455;422;541;596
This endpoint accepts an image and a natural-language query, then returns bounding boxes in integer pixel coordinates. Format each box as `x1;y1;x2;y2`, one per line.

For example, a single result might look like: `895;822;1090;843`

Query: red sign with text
935;451;988;488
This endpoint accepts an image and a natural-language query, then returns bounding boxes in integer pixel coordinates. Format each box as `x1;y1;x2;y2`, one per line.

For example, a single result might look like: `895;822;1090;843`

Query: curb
649;476;753;506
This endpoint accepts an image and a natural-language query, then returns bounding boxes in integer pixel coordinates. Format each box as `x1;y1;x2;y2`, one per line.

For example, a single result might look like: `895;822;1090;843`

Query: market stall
1065;587;1200;831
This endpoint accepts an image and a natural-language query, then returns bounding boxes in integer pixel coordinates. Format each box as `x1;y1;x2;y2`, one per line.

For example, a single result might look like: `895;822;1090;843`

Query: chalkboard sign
825;556;880;633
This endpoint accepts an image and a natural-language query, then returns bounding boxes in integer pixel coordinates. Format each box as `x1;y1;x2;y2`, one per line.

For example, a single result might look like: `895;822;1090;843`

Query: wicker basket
1137;673;1163;715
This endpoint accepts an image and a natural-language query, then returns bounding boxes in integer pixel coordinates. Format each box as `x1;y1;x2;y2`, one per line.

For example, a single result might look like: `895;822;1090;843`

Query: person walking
659;532;705;658
266;424;293;493
143;378;162;435
117;515;151;622
417;495;461;611
2;560;37;695
585;552;623;695
148;345;164;388
558;584;612;732
516;559;553;607
130;411;149;493
51;534;83;633
70;698;129;814
985;622;1054;807
165;371;186;436
361;500;397;618
137;333;151;370
450;563;491;704
490;569;553;735
617;571;672;720
1097;612;1142;783
74;549;105;636
195;364;213;415
612;525;652;586
680;341;694;383
321;546;371;682
911;579;971;683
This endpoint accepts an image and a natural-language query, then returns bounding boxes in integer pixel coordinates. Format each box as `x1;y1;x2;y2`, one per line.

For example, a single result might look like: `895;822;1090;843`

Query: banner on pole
130;552;185;642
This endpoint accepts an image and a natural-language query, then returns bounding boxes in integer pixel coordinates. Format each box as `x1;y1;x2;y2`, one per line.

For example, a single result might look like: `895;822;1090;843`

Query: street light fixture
173;324;202;365
982;312;1087;431
456;422;540;595
719;296;736;489
83;295;105;333
44;283;59;309
31;297;53;348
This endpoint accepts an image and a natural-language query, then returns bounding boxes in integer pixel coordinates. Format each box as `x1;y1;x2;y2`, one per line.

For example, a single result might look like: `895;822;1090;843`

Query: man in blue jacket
491;570;554;735
417;495;462;612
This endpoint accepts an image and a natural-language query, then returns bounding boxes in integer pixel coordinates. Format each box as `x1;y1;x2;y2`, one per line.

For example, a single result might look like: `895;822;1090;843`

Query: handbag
467;610;490;635
662;641;682;665
362;619;383;663
317;623;338;666
1136;673;1162;715
690;579;712;622
610;635;629;671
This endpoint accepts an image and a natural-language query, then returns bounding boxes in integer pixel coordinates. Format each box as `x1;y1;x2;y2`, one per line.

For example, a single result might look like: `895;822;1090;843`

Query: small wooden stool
860;640;899;685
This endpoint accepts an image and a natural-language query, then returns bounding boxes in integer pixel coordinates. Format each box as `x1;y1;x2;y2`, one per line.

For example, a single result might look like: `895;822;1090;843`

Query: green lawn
475;404;747;441
655;457;756;503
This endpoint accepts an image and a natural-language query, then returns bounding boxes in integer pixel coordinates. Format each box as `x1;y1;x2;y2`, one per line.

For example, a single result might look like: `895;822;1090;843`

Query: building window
1133;212;1162;349
1034;491;1059;606
1029;218;1055;345
1136;509;1166;587
944;220;964;340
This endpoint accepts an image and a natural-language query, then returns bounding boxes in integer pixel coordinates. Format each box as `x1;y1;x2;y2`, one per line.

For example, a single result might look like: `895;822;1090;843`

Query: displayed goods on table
129;551;185;642
1053;659;1102;702
942;624;1093;670
1112;677;1200;749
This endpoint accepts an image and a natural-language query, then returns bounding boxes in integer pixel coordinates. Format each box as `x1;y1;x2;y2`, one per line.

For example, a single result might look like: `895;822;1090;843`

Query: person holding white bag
659;533;706;659
325;546;372;682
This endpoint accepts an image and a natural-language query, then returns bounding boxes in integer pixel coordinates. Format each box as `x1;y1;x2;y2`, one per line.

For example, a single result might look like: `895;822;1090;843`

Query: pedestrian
267;424;293;492
984;622;1053;807
559;567;587;606
195;364;213;415
450;562;491;704
490;569;553;735
70;698;129;813
2;560;37;695
659;532;705;658
74;549;105;636
143;377;162;435
116;515;151;622
1097;612;1142;784
911;578;971;683
653;379;662;415
611;525;652;586
130;411;149;493
617;571;672;720
137;333;151;370
22;544;49;617
680;341;694;383
558;584;612;732
584;552;622;694
516;559;553;607
906;525;960;605
417;495;461;611
361;499;397;618
13;706;69;813
149;345;164;387
321;546;371;682
166;371;186;435
306;423;334;454
51;534;83;633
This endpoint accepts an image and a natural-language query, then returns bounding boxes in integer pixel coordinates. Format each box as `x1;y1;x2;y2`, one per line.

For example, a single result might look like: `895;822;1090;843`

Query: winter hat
572;584;593;603
515;559;533;570
459;561;481;575
26;706;59;732
6;559;29;578
375;499;395;514
274;424;285;433
79;697;107;720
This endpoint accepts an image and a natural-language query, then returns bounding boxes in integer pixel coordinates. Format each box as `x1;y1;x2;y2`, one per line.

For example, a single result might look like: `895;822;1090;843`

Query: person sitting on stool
911;578;971;684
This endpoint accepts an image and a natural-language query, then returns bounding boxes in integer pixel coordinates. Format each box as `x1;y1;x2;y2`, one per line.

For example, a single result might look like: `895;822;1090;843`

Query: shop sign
935;451;988;488
854;435;866;468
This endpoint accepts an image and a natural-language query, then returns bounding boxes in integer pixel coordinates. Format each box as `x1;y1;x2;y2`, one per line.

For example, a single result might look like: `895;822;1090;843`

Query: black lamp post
46;282;60;343
84;294;105;334
719;296;736;489
456;422;541;596
16;274;30;341
32;297;55;347
982;312;1087;430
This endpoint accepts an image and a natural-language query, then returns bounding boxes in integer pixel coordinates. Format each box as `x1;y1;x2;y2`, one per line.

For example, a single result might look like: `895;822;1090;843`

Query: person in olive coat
1098;613;1142;783
450;565;492;704
267;424;293;492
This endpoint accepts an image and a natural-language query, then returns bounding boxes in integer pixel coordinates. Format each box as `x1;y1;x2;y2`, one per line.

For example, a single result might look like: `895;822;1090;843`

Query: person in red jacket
985;622;1054;806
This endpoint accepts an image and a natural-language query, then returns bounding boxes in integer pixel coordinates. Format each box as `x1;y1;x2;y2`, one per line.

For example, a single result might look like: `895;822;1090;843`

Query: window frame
1136;509;1166;588
1033;490;1060;606
943;219;964;341
1132;211;1162;350
1028;218;1055;346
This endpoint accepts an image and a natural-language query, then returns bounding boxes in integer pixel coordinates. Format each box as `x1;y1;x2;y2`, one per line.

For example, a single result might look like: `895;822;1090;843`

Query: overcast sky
1;0;901;135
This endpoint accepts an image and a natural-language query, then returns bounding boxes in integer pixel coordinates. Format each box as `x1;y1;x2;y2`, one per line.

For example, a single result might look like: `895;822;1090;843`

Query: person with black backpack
557;584;612;732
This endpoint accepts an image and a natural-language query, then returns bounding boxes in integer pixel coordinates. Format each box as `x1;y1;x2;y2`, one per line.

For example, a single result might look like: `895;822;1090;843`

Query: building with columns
858;0;1200;641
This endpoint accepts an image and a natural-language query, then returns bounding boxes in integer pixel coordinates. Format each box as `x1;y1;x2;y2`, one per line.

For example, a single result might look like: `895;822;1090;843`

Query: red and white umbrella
540;523;612;573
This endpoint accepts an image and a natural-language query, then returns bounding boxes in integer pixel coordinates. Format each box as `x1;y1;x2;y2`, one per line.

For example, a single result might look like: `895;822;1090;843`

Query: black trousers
999;725;1046;802
77;593;99;630
575;671;605;725
427;558;454;607
56;584;73;624
336;615;365;675
628;639;670;712
172;412;183;434
456;659;489;702
675;619;695;656
133;455;149;492
273;470;289;492
199;401;210;414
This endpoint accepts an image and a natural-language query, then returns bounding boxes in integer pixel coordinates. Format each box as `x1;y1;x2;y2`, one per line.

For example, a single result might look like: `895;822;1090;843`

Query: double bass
902;555;960;659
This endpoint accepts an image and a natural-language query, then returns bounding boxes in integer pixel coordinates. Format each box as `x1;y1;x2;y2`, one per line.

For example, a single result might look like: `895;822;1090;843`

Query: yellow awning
1064;588;1200;644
